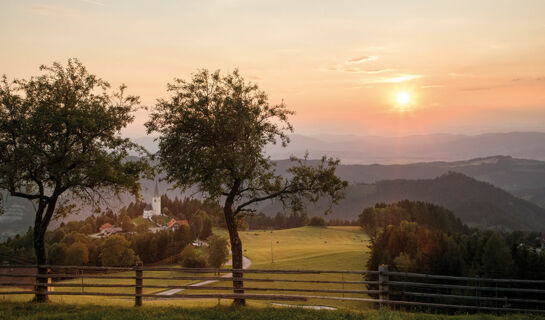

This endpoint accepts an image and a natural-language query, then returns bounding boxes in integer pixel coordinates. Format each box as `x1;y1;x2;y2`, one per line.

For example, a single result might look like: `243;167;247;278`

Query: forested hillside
260;172;545;231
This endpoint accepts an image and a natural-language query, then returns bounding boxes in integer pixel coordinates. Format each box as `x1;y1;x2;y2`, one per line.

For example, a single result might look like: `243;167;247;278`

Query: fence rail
0;264;544;313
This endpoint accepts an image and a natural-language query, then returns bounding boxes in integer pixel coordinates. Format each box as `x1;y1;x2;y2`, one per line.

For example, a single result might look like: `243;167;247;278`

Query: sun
396;91;410;106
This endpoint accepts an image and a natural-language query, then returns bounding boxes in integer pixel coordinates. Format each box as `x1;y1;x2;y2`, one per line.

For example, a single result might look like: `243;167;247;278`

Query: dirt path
156;256;251;296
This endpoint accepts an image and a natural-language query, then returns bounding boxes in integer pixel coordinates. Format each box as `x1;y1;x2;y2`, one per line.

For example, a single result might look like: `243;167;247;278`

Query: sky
1;0;545;138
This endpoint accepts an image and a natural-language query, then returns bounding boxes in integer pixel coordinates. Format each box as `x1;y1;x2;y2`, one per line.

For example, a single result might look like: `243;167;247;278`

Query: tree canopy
146;69;347;305
0;59;149;301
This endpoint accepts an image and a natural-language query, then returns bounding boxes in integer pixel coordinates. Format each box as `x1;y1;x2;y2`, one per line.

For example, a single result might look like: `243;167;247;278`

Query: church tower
152;179;161;216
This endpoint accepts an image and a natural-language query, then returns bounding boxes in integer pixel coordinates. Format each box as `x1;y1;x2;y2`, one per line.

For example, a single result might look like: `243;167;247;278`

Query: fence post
379;264;389;306
135;262;143;307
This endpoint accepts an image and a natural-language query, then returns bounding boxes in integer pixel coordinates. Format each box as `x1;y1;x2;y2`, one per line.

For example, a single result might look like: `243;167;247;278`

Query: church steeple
154;178;160;197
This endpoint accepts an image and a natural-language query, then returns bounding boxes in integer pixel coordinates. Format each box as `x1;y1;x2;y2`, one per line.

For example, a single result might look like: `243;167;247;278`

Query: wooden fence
1;264;544;313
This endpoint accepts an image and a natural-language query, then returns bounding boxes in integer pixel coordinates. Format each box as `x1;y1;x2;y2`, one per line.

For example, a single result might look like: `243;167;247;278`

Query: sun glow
396;91;410;105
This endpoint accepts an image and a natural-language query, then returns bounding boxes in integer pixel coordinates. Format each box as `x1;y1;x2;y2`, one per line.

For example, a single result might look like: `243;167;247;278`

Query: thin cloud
460;84;509;91
421;85;444;89
80;0;106;6
347;56;377;64
364;74;423;84
30;5;79;17
448;72;474;78
362;68;391;74
329;66;392;74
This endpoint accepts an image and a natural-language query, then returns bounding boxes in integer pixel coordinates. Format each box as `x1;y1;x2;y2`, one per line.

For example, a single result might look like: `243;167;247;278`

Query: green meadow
1;302;544;320
1;226;370;309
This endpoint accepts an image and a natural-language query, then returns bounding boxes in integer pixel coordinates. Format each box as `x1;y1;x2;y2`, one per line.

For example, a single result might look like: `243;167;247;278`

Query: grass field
177;226;372;309
1;302;544;320
1;226;371;309
131;217;155;228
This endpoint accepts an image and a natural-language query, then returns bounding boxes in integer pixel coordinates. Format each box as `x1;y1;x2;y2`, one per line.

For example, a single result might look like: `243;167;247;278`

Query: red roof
99;223;114;231
167;219;189;228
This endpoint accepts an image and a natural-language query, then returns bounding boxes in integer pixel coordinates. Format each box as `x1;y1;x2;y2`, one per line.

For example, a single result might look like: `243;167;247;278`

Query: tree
64;241;89;266
191;210;212;240
101;235;139;267
47;243;67;265
207;235;229;269
481;232;513;278
0;59;149;301
309;216;326;227
120;213;135;232
146;69;347;305
179;244;207;268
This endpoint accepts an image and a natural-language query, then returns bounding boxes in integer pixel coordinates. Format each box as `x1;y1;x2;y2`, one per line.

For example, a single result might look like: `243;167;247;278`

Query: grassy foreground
0;227;371;309
1;302;544;320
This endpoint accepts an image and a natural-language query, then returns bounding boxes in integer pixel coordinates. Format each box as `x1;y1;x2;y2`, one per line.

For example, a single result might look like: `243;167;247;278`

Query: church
143;179;162;219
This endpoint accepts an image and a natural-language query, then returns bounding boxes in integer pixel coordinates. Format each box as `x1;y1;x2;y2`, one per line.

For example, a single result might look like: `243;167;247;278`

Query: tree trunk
33;217;48;302
32;197;57;303
224;204;245;306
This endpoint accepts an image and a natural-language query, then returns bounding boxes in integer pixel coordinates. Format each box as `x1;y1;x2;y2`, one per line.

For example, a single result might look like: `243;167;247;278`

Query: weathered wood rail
1;264;544;313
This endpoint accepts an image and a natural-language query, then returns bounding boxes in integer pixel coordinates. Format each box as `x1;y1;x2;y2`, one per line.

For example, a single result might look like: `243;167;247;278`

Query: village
90;180;208;248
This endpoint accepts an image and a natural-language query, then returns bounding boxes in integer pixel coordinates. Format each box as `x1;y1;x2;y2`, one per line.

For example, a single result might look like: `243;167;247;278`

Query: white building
143;179;161;219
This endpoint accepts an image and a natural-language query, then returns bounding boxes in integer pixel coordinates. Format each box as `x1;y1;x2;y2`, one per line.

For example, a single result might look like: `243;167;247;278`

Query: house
99;223;122;236
167;219;189;229
99;223;114;232
103;227;123;236
192;239;208;247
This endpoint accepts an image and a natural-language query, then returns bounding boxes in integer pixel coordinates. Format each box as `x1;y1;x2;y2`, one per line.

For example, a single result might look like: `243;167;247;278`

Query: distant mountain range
259;172;545;231
134;131;545;164
275;155;545;206
4;132;545;238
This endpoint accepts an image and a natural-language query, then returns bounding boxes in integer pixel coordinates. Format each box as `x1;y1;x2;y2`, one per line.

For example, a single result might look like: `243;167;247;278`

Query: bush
207;235;229;268
101;235;139;267
179;244;208;268
308;216;326;227
65;241;89;265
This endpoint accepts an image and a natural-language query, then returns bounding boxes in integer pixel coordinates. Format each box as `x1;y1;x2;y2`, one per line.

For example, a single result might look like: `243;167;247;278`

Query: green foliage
179;244;208;268
207;235;229;268
359;200;467;238
308;216;326;227
126;227;194;264
119;213;135;232
0;58;150;276
481;232;513;277
191;210;213;240
146;69;347;299
1;302;543;320
46;242;67;265
245;212;309;230
146;69;346;216
151;214;171;226
160;195;223;222
367;221;545;280
100;235;139;267
64;241;89;265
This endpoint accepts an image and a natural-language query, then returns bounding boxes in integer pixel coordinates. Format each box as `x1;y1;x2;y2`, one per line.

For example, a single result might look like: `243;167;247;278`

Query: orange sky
1;0;545;137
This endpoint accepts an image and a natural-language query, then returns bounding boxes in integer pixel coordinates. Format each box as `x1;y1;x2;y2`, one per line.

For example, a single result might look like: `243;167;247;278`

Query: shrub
179;244;208;268
207;235;229;269
309;216;326;227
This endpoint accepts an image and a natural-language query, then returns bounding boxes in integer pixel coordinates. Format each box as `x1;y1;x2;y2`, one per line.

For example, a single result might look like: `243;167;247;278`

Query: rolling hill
4;154;545;239
259;172;545;231
274;155;545;210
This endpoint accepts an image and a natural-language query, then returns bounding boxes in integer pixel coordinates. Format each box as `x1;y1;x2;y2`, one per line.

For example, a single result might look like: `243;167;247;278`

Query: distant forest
364;201;545;280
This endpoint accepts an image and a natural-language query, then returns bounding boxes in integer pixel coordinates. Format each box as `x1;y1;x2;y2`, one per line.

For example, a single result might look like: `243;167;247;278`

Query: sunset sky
1;0;545;137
